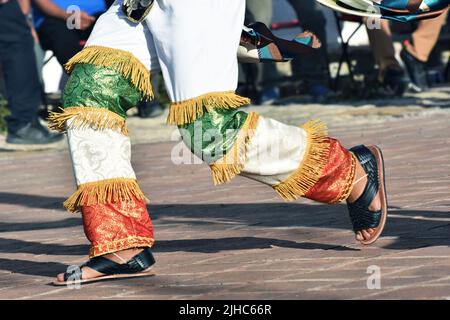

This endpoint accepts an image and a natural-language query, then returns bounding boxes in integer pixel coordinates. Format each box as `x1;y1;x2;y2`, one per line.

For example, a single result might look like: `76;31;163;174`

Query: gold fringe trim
273;120;330;201
65;45;153;98
48;107;129;135
210;112;260;185
90;236;155;258
167;91;251;125
64;178;148;213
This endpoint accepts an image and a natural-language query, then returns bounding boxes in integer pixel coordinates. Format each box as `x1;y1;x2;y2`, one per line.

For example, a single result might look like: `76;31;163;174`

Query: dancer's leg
146;0;386;244
49;2;159;283
406;9;448;62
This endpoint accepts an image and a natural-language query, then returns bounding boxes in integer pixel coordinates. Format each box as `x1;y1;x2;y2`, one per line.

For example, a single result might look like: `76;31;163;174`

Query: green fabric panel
63;63;142;118
179;108;249;163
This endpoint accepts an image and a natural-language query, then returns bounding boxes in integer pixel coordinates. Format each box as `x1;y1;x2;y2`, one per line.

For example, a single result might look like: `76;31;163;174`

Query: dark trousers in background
288;0;329;86
245;0;279;95
37;17;95;66
245;0;329;89
0;0;41;133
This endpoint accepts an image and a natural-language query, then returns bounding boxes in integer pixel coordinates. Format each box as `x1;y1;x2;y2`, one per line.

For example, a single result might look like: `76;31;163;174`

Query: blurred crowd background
0;0;449;145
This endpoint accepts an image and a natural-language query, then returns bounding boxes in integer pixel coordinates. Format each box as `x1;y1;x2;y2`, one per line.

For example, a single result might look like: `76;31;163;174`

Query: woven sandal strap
350;145;379;209
347;145;382;231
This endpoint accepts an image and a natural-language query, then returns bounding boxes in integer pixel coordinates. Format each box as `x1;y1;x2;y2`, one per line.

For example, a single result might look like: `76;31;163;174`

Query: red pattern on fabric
304;138;355;204
81;196;154;257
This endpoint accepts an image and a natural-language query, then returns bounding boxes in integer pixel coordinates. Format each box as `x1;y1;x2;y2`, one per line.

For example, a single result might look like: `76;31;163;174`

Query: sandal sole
51;266;155;286
359;145;388;245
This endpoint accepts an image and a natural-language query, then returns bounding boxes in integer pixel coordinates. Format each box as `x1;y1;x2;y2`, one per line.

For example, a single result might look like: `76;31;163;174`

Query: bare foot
56;248;143;283
347;156;381;242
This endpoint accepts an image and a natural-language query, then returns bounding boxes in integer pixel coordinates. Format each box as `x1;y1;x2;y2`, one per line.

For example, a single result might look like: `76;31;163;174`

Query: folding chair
333;12;364;88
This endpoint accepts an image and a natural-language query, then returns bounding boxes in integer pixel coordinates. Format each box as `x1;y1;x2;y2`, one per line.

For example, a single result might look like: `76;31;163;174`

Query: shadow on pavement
0;258;66;278
0;238;89;256
0;193;448;265
153;237;359;253
0;192;65;210
0;218;81;232
148;203;450;251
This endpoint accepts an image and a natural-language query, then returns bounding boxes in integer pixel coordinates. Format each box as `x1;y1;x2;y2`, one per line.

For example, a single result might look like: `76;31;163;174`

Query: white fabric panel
86;1;160;73
241;116;307;186
84;0;246;103
67;124;136;186
145;0;246;102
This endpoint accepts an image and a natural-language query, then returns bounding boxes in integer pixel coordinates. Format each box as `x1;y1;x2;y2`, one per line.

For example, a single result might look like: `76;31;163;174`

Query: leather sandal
52;248;156;286
347;145;388;245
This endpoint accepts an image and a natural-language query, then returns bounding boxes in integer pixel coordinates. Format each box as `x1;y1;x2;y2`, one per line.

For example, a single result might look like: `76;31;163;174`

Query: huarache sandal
347;145;388;245
238;21;321;63
52;247;156;286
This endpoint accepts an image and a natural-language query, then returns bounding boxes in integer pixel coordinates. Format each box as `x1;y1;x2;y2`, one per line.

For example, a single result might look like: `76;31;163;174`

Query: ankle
347;162;367;203
106;248;144;263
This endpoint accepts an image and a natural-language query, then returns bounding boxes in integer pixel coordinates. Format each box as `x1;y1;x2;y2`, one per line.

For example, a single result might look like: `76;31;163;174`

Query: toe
56;273;65;283
361;229;372;240
356;231;364;241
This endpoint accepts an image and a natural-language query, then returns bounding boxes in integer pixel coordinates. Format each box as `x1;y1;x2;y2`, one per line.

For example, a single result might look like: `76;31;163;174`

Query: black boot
137;100;165;118
400;48;428;92
6;121;63;145
382;67;409;97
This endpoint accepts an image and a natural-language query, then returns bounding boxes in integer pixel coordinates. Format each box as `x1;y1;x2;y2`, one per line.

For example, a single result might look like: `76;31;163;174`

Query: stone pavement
0;97;449;299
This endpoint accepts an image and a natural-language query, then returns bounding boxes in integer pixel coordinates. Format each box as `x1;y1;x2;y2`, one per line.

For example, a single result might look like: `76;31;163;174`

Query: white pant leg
144;0;245;102
86;0;160;73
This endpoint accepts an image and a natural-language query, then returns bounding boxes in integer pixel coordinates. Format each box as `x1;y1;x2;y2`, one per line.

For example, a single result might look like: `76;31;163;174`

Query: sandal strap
348;201;382;231
127;247;156;271
347;145;382;231
85;248;155;275
351;145;379;207
63;248;155;281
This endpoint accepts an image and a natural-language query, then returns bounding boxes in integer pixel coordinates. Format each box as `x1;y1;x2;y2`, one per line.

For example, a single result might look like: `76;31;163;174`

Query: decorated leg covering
82;196;154;258
179;109;356;204
48;3;156;257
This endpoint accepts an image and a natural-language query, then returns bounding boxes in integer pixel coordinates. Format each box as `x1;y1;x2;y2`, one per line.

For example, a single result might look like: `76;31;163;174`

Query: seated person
32;0;107;66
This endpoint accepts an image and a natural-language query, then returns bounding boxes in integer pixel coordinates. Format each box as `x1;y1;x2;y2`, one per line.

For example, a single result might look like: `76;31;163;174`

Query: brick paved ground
0;104;449;299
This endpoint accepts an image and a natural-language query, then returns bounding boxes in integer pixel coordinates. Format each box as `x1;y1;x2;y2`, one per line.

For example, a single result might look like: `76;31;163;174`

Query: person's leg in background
366;19;409;95
366;19;400;74
400;9;448;90
287;0;330;101
49;2;157;283
37;16;84;67
246;0;272;27
367;10;448;93
244;0;280;105
0;0;62;145
137;73;165;118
